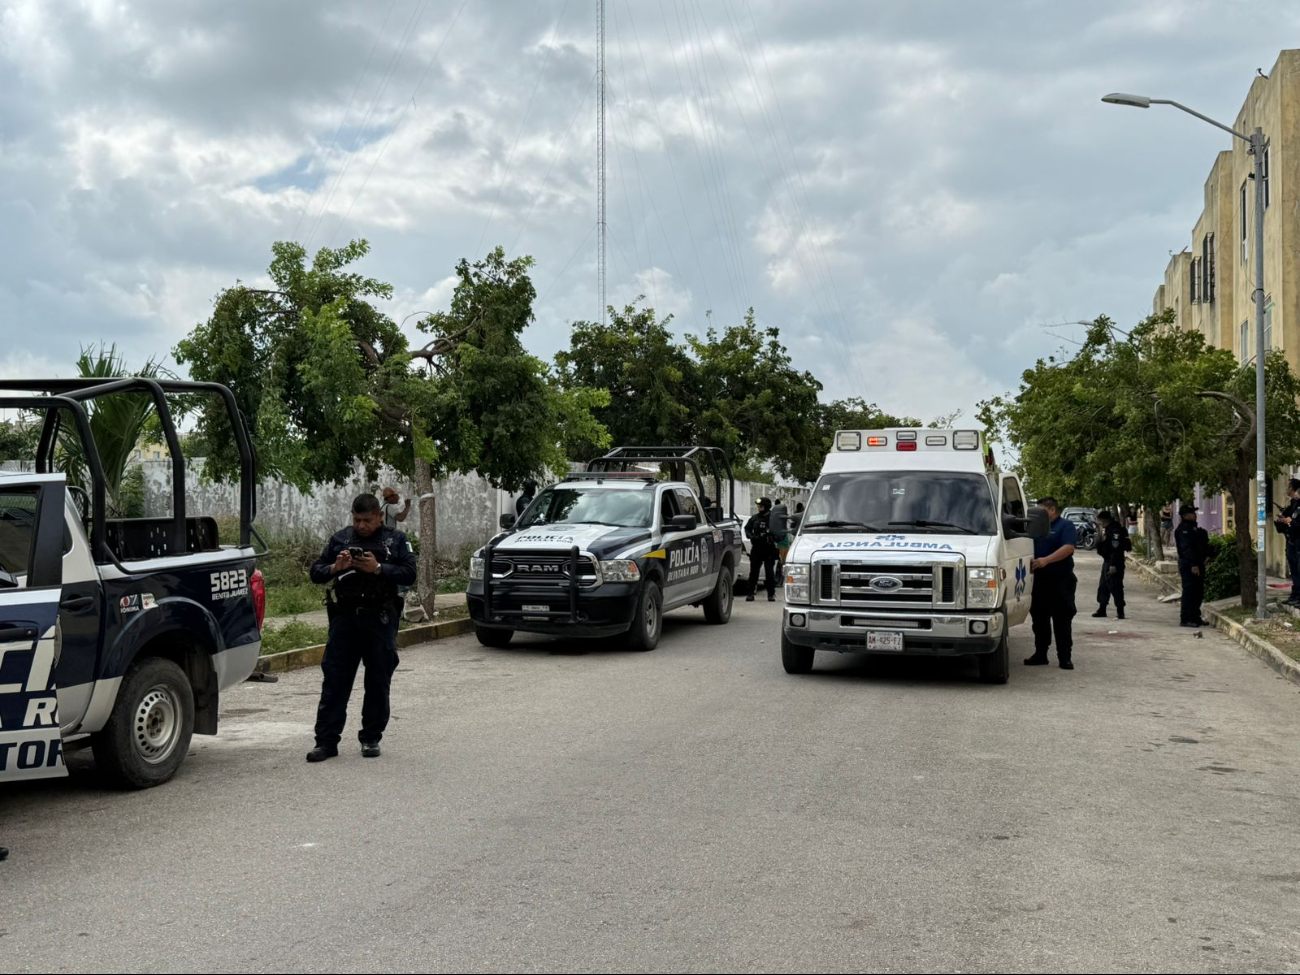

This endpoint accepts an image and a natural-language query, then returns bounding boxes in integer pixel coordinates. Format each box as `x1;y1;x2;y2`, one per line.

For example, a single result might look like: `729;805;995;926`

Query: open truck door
0;474;68;782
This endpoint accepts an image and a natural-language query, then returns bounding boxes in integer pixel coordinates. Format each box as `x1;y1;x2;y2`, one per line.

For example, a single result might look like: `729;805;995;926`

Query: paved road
5;556;1300;973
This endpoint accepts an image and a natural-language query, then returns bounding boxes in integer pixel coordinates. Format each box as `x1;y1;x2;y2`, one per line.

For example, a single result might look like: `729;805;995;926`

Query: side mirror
1002;506;1050;540
500;513;517;530
667;513;698;532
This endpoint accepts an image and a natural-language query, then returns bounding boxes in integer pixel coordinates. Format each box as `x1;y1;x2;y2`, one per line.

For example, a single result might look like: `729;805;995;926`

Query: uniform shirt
1174;520;1211;566
1034;516;1078;576
1285;500;1300;545
310;525;418;604
1097;522;1128;567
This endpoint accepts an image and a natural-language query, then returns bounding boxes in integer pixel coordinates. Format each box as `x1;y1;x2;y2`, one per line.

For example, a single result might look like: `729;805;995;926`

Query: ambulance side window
1002;478;1025;518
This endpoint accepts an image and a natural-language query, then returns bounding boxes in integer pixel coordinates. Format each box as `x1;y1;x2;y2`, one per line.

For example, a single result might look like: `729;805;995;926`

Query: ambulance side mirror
1003;506;1050;540
500;513;517;530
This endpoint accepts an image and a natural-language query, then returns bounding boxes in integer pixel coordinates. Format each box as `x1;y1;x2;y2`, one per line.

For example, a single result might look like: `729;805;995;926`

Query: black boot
1091;606;1107;618
361;742;381;759
307;745;338;763
1024;652;1050;666
1116;608;1126;620
1059;658;1075;670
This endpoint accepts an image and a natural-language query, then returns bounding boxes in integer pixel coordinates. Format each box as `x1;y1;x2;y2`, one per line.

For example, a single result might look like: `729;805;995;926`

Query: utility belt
326;587;398;622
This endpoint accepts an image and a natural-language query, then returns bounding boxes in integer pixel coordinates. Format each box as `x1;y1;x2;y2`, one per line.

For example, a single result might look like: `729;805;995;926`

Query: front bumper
783;605;1005;655
467;580;640;638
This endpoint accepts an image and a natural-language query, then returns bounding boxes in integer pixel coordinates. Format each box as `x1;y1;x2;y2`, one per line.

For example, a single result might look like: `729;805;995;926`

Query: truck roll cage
585;445;736;522
0;378;260;569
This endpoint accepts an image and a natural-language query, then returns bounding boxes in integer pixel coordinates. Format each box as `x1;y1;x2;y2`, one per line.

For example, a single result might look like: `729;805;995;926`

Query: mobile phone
348;546;366;559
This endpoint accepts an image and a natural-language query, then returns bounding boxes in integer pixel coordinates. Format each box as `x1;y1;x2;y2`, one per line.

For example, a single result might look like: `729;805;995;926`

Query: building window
1242;181;1249;263
1241;319;1249;362
1204;233;1215;303
1263;145;1271;208
1190;258;1199;304
1265;296;1274;351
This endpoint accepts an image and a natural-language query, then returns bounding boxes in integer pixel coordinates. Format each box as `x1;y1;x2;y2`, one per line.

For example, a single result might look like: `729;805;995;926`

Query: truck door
0;476;69;782
1000;476;1034;626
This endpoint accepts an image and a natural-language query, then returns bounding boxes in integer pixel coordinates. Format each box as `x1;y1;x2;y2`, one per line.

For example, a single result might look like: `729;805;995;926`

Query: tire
978;629;1010;685
627;579;664;652
703;564;735;624
92;657;195;789
782;630;815;674
475;625;514;648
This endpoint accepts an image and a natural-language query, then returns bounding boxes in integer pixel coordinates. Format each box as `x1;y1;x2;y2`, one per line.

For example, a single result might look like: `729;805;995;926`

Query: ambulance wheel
475;625;514;648
92;656;194;789
978;631;1011;685
782;631;815;674
703;565;734;624
627;580;663;652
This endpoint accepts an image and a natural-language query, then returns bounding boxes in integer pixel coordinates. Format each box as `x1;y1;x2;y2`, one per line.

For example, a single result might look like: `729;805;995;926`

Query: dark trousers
314;613;399;748
1179;561;1205;624
1288;542;1300;602
1030;571;1077;660
748;543;778;596
1098;562;1126;610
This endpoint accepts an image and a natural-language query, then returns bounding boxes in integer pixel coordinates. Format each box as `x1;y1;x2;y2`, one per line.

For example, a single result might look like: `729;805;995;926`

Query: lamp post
1103;92;1269;618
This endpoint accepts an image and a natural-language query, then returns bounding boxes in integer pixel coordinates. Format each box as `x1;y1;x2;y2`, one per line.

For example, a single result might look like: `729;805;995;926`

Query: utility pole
596;0;607;324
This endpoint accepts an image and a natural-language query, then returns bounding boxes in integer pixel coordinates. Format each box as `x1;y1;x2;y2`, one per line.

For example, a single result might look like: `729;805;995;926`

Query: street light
1103;91;1270;618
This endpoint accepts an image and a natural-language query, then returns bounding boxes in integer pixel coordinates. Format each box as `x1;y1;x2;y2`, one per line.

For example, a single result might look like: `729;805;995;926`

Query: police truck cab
467;447;743;651
781;429;1046;684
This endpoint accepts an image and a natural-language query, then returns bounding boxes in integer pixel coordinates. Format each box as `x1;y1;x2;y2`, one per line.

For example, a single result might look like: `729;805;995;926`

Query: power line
539;221;599;305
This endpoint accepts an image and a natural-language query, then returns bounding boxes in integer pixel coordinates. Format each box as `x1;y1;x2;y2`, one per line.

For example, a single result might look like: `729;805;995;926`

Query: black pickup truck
0;378;264;788
466;446;743;651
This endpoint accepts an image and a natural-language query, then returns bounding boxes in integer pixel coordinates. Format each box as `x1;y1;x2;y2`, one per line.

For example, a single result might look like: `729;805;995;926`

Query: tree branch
1197;390;1255;452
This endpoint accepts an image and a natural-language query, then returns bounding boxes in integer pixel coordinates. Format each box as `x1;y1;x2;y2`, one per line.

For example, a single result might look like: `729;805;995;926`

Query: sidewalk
262;591;468;631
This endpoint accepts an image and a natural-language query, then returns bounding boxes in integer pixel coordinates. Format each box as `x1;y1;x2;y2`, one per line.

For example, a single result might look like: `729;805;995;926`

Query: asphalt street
4;553;1300;974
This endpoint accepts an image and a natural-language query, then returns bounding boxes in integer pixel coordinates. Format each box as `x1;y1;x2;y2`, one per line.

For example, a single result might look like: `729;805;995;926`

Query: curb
255;617;475;674
1129;559;1300;688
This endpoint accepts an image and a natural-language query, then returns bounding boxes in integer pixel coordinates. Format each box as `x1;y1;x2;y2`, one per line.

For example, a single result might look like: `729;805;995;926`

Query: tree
979;311;1300;607
0;420;39;465
176;240;608;617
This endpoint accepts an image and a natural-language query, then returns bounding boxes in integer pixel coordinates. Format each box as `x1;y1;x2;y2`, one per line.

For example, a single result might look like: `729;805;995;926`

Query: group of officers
1025;497;1217;669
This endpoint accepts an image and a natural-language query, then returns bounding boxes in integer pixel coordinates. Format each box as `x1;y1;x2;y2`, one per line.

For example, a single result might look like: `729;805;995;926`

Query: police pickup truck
467;446;743;651
781;429;1047;684
0;378;263;788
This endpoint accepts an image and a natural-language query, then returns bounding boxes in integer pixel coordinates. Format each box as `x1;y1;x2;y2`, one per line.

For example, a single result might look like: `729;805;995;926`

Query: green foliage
0;420;39;464
266;583;324;618
117;464;145;519
1204;533;1241;602
260;621;329;656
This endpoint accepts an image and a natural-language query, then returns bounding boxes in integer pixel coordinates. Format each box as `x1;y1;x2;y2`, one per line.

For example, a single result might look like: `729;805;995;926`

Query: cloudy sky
0;0;1293;421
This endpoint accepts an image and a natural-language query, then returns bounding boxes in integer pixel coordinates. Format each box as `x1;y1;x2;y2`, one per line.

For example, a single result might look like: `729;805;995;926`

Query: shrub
1204;533;1241;602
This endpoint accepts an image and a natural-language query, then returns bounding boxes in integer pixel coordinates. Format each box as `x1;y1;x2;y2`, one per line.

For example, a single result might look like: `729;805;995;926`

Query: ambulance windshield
803;471;997;536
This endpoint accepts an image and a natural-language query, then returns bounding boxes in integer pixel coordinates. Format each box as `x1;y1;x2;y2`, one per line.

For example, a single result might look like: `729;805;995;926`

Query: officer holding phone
307;493;417;763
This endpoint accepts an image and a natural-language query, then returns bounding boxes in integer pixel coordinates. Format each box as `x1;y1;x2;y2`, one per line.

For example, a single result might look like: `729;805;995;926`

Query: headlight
599;559;640;582
469;556;486;581
967;566;1000;608
785;563;810;604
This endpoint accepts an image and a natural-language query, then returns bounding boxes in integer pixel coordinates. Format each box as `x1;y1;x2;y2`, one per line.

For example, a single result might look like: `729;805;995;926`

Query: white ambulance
781;429;1047;684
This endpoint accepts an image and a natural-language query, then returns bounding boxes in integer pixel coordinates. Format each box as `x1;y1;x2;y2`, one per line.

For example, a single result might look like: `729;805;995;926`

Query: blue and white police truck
467;446;743;651
0;378;264;788
781;429;1047;684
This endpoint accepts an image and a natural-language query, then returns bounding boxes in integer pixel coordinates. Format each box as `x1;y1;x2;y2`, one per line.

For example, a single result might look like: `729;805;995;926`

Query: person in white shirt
381;487;412;531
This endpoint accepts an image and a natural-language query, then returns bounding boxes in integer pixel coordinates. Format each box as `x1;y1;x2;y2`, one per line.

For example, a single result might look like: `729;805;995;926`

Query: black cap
1096;510;1112;521
1179;504;1198;516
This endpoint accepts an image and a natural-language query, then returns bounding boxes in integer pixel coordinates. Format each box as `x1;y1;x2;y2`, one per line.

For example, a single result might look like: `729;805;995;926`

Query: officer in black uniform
307;493;418;762
1092;510;1129;620
1276;478;1300;606
1174;504;1211;628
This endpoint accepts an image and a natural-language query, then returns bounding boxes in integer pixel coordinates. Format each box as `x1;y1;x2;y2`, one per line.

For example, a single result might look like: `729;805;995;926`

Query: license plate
522;604;549;613
866;631;905;652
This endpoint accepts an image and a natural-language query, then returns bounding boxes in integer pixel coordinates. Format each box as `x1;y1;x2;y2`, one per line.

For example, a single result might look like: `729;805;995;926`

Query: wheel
627;580;663;651
92;657;195;789
475;625;514;648
978;630;1010;685
703;565;734;624
781;630;814;674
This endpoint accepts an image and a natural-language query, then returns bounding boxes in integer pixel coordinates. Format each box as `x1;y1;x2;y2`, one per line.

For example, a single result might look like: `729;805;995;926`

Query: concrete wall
143;459;808;558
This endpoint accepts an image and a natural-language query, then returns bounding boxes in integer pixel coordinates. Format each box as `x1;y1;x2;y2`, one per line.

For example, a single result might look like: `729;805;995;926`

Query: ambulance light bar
953;431;981;450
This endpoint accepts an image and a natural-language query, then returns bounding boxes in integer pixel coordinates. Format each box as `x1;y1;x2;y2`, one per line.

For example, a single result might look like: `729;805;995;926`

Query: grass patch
1218;604;1300;662
260;620;329;656
266;582;324;618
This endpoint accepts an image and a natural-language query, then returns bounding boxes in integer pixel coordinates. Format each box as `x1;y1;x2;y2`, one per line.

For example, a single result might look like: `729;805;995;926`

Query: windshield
518;487;653;529
802;471;998;535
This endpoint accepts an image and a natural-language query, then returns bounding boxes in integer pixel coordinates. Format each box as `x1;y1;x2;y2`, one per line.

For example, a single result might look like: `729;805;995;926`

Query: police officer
515;480;539;518
1275;478;1300;606
745;497;778;602
1092;509;1129;620
1026;496;1079;670
1174;503;1211;628
307;493;417;763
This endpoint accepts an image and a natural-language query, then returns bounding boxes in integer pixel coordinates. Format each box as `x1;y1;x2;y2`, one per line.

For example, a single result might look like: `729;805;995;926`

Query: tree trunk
413;456;438;620
1143;506;1163;562
1226;469;1257;609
